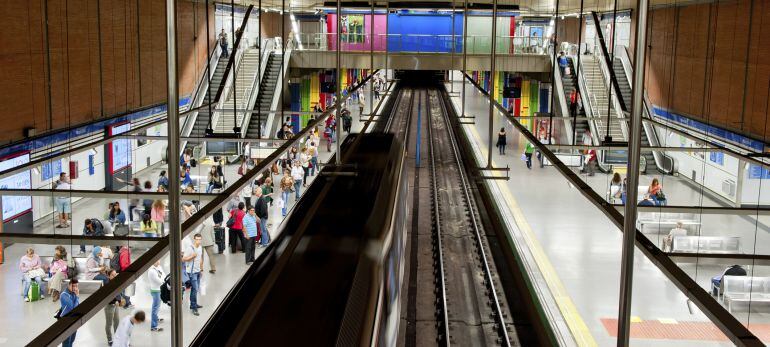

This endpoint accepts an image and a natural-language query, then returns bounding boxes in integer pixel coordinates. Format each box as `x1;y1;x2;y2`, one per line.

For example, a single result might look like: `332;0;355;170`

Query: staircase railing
207;4;255;139
180;44;222;152
264;35;293;139
549;52;575;145
590;12;629;142
575;57;612;172
616;45;675;174
240;38;276;138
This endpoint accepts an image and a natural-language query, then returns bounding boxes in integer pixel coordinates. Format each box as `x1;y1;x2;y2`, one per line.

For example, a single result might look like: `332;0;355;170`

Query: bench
672;236;741;254
637;212;701;233
722;276;770;313
62;257;104;293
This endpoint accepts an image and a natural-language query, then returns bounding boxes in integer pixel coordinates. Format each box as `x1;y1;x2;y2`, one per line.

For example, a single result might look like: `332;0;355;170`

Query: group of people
609;174;667;206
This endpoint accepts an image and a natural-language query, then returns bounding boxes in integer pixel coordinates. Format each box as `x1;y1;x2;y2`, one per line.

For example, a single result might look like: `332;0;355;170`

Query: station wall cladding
0;0;215;145
645;0;770;141
324;11;518;53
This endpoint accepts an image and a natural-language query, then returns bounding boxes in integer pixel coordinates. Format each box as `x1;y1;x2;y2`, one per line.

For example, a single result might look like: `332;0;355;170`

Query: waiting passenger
254;188;270;247
300;148;311;186
207;166;222;193
180;148;193;168
648;178;666;205
638;194;656;206
711;265;747;296
496;128;507;155
291;160;305;199
86;246;109;285
157;170;169;190
112;310;146;347
243;207;259;264
309;142;319;176
80;218;105;254
200;216;217;274
180;166;193;190
140;214;158;237
109;202;127;225
48;246;70;301
20;248;45;302
261;177;274;207
240;180;253;209
59;279;80;347
54;172;74;228
151;199;167;237
148;261;166;332
609;173;623;202
183;234;204;316
280;169;294;216
228;202;247;254
104;269;125;345
662;222;688;252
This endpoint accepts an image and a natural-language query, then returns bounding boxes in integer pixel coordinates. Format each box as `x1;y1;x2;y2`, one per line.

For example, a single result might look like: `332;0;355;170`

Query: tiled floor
445;80;770;346
0;82;386;346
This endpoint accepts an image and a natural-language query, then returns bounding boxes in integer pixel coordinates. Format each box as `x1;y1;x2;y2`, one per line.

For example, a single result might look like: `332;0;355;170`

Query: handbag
520;153;527;161
113;224;130;237
226;215;236;228
27;268;46;279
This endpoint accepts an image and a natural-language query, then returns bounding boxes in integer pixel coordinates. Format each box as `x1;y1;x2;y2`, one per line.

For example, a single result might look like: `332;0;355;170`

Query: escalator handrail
209;5;255;116
549;52;575;145
240;38;276;137
180;43;222;150
589;12;628;113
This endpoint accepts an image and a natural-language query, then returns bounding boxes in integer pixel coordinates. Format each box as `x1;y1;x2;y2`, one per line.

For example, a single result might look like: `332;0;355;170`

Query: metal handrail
210;39;248;136
240;38;275;137
180;44;222;151
264;35;293;139
549;53;575;145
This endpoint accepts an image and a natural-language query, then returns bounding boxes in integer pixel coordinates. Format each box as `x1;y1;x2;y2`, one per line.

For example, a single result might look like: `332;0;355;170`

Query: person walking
182;233;204;316
254;188;270;247
300;147;311;186
243;207;259;264
59;279;80;347
104;269;125;345
228;202;247;254
148;261;165;332
200;217;217;273
280;170;294;217
112;311;146;347
557;51;568;76
496;128;507;155
151;199;166;237
308;141;319;176
524;142;535;169
291;160;304;200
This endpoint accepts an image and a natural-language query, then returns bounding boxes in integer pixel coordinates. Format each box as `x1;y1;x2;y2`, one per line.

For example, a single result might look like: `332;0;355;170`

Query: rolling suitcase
28;281;41;302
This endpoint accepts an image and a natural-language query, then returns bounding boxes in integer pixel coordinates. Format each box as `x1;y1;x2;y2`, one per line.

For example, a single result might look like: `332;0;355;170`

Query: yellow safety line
466;124;598;347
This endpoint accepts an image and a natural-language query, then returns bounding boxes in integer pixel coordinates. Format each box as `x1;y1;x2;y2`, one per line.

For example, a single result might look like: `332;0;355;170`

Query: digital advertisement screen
0;152;32;222
108;123;132;174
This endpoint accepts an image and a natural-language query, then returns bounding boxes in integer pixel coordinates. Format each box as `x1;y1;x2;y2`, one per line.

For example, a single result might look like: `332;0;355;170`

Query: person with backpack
59;279;80;347
148;260;165;332
182;233;205;316
712;265;747;296
80;218;105;254
19;248;45;302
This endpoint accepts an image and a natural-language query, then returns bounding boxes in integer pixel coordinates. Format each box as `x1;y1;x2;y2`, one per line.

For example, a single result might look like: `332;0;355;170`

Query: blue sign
748;165;770;179
709;151;724;166
652;106;765;152
42;160;63;181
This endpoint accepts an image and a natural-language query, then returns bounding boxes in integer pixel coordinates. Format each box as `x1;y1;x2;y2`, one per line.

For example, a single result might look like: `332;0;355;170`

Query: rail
180;43;222;151
431;88;511;346
549;52;575;145
264;36;293;138
575;57;612;172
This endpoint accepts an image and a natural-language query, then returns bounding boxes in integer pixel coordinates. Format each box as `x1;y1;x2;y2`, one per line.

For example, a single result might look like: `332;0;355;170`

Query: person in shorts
54;172;73;228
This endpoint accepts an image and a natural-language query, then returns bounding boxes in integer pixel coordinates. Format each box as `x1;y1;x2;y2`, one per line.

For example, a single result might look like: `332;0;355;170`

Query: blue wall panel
387;13;463;53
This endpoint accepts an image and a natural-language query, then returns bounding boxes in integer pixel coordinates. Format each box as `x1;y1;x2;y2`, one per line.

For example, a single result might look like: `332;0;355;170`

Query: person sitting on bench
662;222;688;252
711;264;747;296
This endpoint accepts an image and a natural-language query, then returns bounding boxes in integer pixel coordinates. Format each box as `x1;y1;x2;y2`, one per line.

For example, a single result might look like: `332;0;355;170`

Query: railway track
426;88;514;346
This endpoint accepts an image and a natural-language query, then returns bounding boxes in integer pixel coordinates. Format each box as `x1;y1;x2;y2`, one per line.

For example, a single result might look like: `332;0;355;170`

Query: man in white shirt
182;233;204;316
112;310;145;347
54;172;73;228
663;222;688;252
148;261;166;332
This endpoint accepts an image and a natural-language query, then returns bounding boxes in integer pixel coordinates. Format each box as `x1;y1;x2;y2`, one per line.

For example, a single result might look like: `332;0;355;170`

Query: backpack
119;247;131;271
88;219;105;237
160;274;172;306
110;254;121;273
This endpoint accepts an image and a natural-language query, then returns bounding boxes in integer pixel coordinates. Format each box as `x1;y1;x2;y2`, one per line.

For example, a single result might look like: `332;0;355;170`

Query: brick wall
0;0;214;144
645;0;770;140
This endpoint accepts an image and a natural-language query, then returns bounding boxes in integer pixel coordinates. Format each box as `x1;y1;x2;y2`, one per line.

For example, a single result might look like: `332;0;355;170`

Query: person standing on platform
219;29;229;58
157;170;169;190
496;128;507;155
59;279;80;347
228;202;246;254
182;233;204;316
148;261;165;332
557;51;568;76
291;160;304;200
254;188;270;247
104;269;125;345
280;170;294;217
112;311;146;347
54;172;73;229
200;217;217;274
243;207;259;264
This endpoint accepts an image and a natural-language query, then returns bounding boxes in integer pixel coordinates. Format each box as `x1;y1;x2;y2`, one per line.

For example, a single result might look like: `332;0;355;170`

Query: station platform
0;86;381;346
444;79;770;346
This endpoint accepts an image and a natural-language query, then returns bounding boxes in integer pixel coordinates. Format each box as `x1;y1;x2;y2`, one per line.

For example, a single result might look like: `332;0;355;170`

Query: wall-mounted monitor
108;122;132;174
0;152;32;222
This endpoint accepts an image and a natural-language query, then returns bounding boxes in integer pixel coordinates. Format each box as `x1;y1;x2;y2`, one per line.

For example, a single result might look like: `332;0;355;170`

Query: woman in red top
228;202;247;254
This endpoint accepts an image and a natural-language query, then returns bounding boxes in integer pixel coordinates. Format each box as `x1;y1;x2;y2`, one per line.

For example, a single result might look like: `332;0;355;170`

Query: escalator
245;52;283;138
189;59;229;138
563;57;591;144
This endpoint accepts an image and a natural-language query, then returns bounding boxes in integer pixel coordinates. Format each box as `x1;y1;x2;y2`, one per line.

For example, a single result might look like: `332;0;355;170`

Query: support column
370;0;374;116
450;0;455;93
335;0;342;165
487;0;498;168
617;0;649;343
165;0;183;345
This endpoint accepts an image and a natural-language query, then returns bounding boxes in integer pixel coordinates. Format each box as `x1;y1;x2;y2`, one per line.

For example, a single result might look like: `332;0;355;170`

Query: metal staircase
580;55;625;143
245;52;282;138
189;59;229;138
562;57;591;145
214;49;261;134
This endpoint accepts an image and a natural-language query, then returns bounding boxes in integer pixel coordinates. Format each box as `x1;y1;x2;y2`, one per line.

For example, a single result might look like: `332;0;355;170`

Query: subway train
192;132;408;347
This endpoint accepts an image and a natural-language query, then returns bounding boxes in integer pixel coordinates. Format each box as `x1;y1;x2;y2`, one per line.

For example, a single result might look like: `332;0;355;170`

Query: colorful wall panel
326;14;388;51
